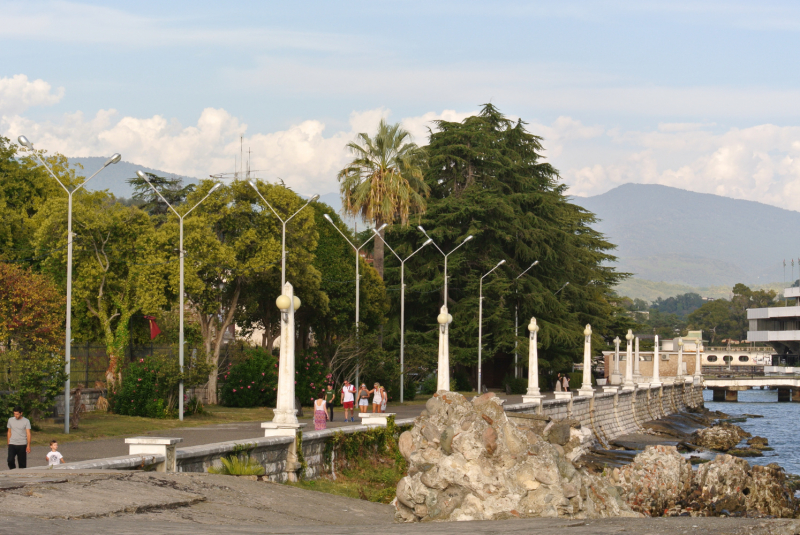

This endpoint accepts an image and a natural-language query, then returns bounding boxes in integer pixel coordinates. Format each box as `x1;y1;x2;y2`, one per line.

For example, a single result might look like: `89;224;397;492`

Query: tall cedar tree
383;104;630;384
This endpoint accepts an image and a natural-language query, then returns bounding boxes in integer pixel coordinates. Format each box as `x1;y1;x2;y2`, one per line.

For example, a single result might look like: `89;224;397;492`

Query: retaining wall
51;384;704;481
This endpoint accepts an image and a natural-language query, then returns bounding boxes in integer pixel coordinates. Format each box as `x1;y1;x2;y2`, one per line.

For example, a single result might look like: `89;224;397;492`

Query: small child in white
46;440;64;467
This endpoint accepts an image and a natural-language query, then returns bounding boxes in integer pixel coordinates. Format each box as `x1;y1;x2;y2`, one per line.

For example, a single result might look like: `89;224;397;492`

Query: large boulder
617;445;693;516
692;423;746;451
394;391;638;522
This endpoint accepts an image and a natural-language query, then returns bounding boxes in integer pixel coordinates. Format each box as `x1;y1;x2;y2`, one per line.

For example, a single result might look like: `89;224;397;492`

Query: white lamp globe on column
522;317;544;405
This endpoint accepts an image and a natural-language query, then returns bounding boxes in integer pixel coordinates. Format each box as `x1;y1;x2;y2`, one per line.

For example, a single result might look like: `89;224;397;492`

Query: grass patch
289;457;404;504
31;405;274;447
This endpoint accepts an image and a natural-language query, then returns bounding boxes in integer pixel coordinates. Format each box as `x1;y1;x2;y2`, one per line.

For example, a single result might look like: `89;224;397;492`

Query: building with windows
747;287;800;365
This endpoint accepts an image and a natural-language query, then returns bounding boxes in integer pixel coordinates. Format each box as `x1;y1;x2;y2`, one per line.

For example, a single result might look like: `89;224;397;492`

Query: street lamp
248;180;319;286
136;170;222;420
17;135;121;434
417;226;473;306
372;232;432;403
513;261;539;378
323;214;385;388
554;281;569;296
478;259;505;394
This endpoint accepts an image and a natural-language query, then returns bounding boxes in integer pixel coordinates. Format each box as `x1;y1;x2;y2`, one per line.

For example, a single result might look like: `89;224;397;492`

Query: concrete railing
47;386;702;481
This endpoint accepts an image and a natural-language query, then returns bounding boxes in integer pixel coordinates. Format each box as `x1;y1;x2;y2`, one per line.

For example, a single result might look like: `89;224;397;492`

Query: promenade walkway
8;391;574;469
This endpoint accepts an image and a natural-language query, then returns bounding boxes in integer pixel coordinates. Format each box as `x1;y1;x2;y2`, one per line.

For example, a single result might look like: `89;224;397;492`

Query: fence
68;344;205;387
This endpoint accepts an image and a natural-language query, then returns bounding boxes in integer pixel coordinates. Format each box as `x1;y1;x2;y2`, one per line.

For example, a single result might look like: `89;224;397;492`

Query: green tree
127;172;195;222
385;104;628;386
34;191;168;386
651;292;704;318
687;299;737;344
337;119;428;278
175;180;322;403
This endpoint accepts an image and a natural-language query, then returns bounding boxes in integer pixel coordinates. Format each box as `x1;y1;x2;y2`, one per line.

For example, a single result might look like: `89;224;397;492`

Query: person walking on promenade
7;407;31;470
555;373;562;392
562;374;570;392
358;384;370;415
313;395;328;431
46;440;64;467
380;386;387;413
370;382;382;413
340;380;355;422
324;384;335;422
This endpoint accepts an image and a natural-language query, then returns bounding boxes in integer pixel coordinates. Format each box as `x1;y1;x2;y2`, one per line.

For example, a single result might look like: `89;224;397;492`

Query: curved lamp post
18;135;121;433
372;233;432;402
513;261;539;378
136;171;222;420
417;226;472;305
477;259;505;394
322;214;384;388
248;180;318;286
522;317;543;404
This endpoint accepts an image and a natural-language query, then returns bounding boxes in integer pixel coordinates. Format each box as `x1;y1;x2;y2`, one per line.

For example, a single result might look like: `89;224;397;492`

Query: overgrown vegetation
219;347;278;407
208;454;265;476
290;416;411;503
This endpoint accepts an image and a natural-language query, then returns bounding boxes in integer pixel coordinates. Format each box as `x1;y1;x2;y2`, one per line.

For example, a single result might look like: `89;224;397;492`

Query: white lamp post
18;135;120;434
694;339;703;384
651;334;662;387
677;337;684;382
522;317;543;404
323;214;384;388
633;336;641;380
477;260;505;394
136;171;221;420
248;180;318;286
623;329;635;391
610;336;622;384
417;226;472;306
372;233;432;402
579;324;594;397
436;306;453;391
513;261;539;378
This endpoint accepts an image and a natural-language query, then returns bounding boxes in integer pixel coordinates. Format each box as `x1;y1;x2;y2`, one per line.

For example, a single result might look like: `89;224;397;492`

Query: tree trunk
199;279;242;405
373;218;385;279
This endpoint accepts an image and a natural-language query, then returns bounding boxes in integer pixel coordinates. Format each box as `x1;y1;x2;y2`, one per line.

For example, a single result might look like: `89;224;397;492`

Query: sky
4;0;800;208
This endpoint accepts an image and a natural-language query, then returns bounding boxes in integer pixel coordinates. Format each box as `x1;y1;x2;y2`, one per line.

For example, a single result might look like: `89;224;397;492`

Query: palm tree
337;119;429;278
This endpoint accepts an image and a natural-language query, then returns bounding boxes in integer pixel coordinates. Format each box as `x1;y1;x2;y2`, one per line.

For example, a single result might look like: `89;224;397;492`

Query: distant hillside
70;157;196;199
577;183;800;287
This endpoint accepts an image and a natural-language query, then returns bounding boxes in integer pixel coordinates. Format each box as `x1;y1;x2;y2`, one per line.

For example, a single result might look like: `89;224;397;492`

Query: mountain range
71;157;796;292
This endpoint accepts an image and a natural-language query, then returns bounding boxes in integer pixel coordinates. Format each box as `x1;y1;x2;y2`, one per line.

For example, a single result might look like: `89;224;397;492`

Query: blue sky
4;1;800;206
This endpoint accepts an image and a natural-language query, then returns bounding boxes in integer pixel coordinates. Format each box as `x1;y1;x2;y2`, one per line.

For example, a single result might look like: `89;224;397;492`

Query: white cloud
2;101;472;196
0;74;63;115
563;122;800;210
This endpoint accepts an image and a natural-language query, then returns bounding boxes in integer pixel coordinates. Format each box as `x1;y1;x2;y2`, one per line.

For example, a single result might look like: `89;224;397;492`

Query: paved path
6;390;583;469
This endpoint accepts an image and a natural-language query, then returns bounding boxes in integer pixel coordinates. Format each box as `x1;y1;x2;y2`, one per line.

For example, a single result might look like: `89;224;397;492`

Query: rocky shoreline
394;391;799;522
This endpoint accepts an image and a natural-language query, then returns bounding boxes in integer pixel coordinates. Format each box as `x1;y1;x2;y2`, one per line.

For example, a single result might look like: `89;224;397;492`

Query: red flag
143;315;161;340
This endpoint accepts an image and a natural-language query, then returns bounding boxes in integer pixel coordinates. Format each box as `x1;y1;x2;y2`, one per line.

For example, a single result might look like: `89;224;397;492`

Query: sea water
704;388;800;475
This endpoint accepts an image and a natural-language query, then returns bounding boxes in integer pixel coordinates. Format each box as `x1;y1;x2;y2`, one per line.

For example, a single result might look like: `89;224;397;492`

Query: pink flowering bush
294;350;331;406
219;347;278;407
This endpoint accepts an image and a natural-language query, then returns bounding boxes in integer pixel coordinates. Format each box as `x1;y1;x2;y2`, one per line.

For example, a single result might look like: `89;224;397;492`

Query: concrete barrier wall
51;385;703;480
505;383;704;445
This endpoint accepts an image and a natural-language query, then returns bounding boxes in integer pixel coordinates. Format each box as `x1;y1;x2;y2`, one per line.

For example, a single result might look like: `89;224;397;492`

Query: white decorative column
610;336;622;385
437;305;452;392
694;340;703;385
579;324;594;397
633;336;641;380
677;337;684;382
651;334;662;387
522;318;544;404
622;329;635;391
263;282;306;438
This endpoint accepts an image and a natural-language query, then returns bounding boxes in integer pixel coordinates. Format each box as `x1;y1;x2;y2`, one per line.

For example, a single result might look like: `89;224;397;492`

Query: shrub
568;371;594;389
219;347;278;408
418;374;437;396
0;350;66;422
502;374;527;395
295;349;331;407
208;455;265;476
110;351;211;418
452;368;472;392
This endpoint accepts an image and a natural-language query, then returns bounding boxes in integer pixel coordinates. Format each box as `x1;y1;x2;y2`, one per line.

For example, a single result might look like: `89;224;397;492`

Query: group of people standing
554;373;571;392
313;380;389;431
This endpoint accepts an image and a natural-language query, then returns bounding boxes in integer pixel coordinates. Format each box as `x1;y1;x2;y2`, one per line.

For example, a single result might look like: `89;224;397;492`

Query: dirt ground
1;471;799;535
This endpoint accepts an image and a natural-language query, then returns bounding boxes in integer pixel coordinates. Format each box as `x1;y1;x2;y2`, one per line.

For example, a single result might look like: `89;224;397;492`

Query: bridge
703;373;800;401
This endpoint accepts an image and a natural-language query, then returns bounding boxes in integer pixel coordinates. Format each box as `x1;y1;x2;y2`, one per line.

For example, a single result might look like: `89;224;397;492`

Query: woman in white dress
370;383;382;413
